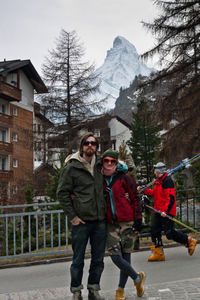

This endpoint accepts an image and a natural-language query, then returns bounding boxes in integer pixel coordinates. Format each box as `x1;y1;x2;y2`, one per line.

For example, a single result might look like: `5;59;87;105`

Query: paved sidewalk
1;278;200;300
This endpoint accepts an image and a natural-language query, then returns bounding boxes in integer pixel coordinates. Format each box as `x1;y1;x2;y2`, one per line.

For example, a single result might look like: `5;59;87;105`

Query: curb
1;240;199;270
0;238;199;270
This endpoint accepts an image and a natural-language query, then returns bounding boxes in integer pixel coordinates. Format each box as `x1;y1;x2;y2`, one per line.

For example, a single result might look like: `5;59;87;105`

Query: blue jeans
70;220;106;293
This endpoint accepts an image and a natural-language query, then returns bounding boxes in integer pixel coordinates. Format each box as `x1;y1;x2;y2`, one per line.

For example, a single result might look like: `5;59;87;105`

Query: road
0;245;199;299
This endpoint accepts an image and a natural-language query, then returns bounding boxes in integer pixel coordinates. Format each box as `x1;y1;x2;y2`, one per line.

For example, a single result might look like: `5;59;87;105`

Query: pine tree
193;162;200;196
23;181;37;238
140;0;200;159
45;152;66;202
45;152;68;235
127;99;160;184
175;170;186;197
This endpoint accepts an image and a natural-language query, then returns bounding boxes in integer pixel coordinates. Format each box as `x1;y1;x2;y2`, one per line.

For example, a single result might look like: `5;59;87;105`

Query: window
13;186;18;194
38;124;41;134
0;129;6;142
38;142;41;151
13;158;18;168
0;158;6;170
13;107;18;116
1;104;5;114
11;81;17;87
112;142;116;150
94;129;100;137
13;132;18;142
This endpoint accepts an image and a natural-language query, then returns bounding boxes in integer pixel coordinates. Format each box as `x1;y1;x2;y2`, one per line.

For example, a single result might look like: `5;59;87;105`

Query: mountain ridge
92;36;156;110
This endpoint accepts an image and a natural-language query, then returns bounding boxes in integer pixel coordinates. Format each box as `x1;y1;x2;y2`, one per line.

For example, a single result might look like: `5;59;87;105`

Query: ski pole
142;202;200;235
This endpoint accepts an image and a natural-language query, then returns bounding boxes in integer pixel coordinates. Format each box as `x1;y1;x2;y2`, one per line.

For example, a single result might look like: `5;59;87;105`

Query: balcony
0;141;13;154
0;81;21;102
0;112;13;126
0;170;13;182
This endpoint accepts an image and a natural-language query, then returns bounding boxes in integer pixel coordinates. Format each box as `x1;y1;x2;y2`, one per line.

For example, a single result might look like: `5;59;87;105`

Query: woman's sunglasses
83;141;97;146
103;158;117;165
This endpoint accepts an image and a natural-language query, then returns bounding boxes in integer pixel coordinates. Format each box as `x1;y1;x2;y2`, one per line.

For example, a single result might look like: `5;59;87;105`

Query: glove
133;219;142;232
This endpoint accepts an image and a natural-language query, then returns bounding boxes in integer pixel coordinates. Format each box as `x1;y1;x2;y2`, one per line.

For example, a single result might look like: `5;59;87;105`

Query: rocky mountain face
92;36;155;112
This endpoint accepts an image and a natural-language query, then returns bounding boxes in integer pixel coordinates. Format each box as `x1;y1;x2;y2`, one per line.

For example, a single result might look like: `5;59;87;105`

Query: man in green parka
57;132;106;300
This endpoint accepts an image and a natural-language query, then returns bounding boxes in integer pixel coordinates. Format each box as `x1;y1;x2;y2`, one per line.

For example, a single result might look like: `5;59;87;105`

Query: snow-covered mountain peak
92;36;156;111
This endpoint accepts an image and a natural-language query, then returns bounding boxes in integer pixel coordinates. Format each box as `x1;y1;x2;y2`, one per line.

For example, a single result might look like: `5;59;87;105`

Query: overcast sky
1;0;159;77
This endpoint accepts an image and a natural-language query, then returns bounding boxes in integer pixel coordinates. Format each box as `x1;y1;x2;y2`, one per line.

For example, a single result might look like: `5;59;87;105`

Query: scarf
101;166;116;177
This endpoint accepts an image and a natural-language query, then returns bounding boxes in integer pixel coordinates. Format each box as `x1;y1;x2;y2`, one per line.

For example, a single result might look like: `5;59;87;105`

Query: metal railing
0;189;200;260
0;202;72;259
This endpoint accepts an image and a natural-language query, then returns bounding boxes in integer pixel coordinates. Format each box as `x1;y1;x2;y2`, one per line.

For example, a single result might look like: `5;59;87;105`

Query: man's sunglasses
103;158;117;165
83;141;97;146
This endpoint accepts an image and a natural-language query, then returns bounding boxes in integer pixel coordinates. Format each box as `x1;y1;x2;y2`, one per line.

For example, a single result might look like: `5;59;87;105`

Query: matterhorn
92;36;155;111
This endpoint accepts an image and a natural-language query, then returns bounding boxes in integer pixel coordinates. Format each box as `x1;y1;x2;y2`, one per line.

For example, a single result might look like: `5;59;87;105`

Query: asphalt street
0;244;199;299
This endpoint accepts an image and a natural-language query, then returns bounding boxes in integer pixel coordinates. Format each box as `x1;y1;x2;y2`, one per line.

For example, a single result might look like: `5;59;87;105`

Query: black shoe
88;290;105;300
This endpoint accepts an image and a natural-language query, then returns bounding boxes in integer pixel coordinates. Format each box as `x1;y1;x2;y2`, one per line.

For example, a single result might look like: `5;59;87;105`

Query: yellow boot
148;245;165;261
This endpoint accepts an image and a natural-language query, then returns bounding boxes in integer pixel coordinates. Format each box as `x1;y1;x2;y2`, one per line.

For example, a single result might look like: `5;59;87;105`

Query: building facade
0;59;47;205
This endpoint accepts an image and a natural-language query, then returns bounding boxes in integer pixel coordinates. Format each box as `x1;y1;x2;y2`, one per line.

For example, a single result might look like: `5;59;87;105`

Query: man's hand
71;217;85;226
125;193;130;201
161;212;167;217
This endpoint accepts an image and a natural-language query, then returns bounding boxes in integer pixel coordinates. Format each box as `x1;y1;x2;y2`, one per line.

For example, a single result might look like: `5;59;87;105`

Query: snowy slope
92;36;155;110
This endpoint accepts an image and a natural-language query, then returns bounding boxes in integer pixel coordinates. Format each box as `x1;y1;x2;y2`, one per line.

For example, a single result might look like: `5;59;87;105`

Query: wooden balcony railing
0;170;13;182
0;81;21;102
0;141;13;154
0;112;13;126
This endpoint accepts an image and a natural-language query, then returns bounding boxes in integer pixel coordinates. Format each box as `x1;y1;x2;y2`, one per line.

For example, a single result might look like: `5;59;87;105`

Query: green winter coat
57;152;106;222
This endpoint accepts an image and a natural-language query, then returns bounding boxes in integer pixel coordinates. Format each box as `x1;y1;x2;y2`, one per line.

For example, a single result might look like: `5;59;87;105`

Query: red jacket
104;173;142;223
144;173;176;216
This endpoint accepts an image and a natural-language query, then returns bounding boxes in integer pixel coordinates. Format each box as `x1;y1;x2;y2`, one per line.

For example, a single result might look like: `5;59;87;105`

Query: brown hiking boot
134;271;146;297
115;287;125;300
148;246;165;261
188;237;197;256
72;291;82;300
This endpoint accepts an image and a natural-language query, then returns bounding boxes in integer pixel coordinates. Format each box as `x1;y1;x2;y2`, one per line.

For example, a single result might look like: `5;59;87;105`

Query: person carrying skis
137;162;197;262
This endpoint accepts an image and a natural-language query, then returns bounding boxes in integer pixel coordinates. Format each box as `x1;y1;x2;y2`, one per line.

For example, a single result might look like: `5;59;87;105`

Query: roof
34;102;53;126
0;59;48;94
113;115;131;129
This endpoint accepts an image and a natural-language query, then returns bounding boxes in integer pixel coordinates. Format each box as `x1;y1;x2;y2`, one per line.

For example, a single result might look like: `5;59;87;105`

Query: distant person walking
138;162;197;262
57;132;106;300
102;148;146;299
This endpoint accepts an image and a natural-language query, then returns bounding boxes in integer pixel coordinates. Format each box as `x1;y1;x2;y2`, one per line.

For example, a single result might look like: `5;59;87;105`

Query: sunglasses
103;158;117;165
83;141;97;146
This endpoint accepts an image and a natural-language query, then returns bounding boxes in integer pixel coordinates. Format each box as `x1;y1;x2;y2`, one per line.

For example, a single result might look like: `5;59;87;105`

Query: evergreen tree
46;152;66;202
193;162;200;195
175;170;186;197
45;152;68;235
23;181;37;238
127;99;160;184
140;0;200;159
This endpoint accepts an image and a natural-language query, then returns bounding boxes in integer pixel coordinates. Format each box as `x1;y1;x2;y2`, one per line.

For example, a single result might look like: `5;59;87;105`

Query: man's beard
83;147;95;157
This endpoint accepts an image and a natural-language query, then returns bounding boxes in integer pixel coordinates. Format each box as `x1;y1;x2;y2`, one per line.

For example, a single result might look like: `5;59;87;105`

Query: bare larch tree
40;29;107;152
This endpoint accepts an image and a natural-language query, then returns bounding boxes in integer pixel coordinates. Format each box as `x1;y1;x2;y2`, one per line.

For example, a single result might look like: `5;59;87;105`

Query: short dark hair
79;132;99;155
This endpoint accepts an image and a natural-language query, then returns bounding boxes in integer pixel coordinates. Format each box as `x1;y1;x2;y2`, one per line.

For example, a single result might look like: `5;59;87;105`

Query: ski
140;153;200;193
